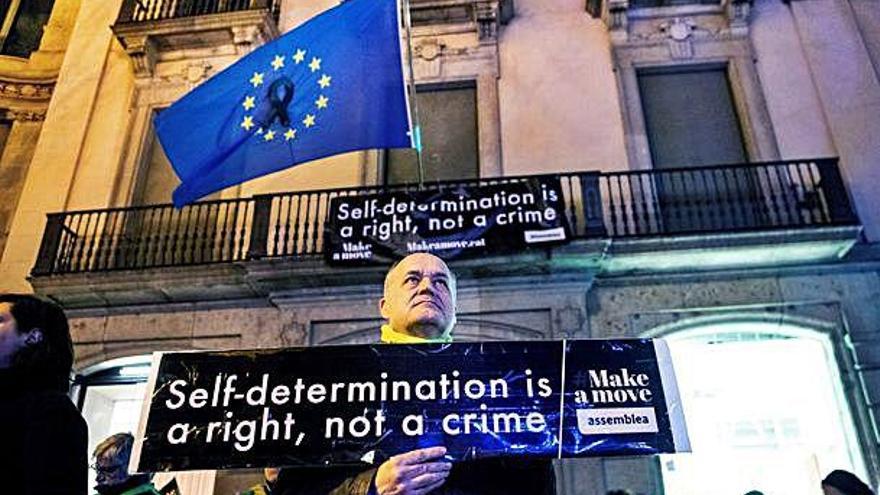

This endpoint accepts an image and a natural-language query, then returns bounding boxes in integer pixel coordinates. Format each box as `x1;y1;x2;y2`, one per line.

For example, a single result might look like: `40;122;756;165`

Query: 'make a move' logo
331;241;372;261
573;368;658;435
574;368;653;405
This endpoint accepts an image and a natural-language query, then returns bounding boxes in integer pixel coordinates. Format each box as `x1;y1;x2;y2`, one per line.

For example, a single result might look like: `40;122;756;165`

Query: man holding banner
130;254;688;486
275;253;555;495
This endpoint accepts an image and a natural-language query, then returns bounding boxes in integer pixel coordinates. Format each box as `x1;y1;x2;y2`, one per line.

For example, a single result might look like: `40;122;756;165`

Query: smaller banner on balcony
324;176;570;264
130;339;689;472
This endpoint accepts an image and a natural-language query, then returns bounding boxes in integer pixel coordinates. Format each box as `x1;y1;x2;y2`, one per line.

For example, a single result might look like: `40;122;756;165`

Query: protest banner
130;339;689;472
324;177;571;264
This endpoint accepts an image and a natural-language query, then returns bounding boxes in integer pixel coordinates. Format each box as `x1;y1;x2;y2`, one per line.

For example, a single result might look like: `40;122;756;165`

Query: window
132;113;180;206
0;0;55;58
637;65;757;230
637;64;746;169
385;82;479;184
660;323;869;495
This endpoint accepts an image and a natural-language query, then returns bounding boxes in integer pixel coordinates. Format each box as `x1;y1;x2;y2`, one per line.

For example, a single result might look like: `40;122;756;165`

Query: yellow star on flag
315;95;329;109
264;130;276;141
271;55;285;71
240;115;254;130
308;57;322;72
242;96;256;111
318;74;332;88
249;72;264;87
293;49;306;64
303;114;316;128
284;128;297;141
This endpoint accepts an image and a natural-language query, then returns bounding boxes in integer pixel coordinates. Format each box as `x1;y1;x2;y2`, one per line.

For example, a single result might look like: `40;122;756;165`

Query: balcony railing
32;158;858;275
117;0;282;24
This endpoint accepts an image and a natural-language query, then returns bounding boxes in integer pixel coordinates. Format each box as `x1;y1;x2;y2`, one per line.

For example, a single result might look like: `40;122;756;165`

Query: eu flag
156;0;412;207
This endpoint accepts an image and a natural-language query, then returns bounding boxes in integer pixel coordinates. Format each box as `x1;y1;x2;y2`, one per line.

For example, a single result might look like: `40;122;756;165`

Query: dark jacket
0;368;89;495
276;457;556;495
275;331;556;495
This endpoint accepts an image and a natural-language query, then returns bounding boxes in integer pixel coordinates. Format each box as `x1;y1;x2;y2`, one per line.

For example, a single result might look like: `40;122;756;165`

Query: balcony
30;158;861;306
112;0;282;77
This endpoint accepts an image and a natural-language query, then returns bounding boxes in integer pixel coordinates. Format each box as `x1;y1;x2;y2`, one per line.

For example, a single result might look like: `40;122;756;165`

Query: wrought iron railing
32;158;858;275
117;0;282;23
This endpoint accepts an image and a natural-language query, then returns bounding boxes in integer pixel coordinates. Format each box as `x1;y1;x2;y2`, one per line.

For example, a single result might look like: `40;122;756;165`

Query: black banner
131;339;689;472
324;177;570;264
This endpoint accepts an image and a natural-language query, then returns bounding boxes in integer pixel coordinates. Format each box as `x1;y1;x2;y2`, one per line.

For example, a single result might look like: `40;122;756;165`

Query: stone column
0;0;123;292
0;117;43;261
788;0;880;241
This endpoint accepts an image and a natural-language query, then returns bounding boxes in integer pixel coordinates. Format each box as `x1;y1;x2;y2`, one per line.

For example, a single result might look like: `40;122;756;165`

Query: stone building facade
0;0;878;494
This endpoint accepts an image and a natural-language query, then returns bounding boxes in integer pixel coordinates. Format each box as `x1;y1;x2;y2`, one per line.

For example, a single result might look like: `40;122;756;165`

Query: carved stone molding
0;80;55;101
231;24;272;56
604;0;630;37
112;9;279;79
475;1;499;41
168;61;216;85
120;34;158;78
416;38;446;62
410;0;513;42
603;0;752;45
727;0;751;32
3;108;47;122
660;18;696;59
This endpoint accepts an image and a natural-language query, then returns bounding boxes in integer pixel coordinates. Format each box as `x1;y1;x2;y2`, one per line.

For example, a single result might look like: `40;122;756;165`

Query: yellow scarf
380;324;453;344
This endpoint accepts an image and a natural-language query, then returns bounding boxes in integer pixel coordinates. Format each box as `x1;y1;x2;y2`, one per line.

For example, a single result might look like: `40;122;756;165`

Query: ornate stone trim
608;0;778;169
475;1;500;41
3;108;47;121
0;80;55;101
410;0;513;43
112;9;280;79
120;34;158;78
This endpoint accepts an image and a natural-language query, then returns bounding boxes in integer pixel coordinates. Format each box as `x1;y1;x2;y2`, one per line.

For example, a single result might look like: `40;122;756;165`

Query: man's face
379;254;456;339
821;485;845;495
93;442;132;489
0;302;30;369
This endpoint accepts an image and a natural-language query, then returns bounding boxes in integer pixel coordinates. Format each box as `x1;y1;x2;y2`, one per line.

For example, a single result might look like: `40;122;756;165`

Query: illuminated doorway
658;321;869;495
77;356;215;494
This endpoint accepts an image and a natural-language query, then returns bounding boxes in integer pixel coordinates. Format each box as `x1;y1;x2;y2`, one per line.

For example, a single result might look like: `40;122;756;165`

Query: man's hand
373;446;452;495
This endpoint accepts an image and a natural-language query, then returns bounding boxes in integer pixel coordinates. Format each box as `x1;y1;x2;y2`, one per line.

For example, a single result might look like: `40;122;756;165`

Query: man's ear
24;329;44;347
378;297;389;319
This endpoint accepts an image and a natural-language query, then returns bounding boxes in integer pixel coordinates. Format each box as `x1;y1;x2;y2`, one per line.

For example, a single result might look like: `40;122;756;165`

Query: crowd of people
0;254;877;495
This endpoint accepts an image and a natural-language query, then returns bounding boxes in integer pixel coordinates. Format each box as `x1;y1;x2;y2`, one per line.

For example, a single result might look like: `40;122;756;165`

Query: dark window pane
0;2;11;25
637;65;755;231
1;0;55;58
0;118;11;155
386;84;479;184
638;65;746;169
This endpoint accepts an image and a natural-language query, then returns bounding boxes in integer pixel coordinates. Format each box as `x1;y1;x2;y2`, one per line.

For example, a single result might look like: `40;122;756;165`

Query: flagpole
400;0;425;188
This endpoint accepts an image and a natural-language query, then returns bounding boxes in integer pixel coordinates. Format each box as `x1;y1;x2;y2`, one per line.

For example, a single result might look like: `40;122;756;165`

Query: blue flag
156;0;412;206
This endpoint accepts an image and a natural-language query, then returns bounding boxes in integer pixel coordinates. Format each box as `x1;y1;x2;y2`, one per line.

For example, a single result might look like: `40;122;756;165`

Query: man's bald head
380;253;457;339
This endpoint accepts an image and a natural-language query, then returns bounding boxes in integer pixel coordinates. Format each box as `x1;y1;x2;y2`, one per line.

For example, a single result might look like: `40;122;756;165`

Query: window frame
382;80;480;186
635;62;749;168
0;0;54;58
609;7;780;171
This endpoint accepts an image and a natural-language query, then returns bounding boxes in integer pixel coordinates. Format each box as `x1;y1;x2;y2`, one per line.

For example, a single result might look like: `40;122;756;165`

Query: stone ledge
30;227;863;309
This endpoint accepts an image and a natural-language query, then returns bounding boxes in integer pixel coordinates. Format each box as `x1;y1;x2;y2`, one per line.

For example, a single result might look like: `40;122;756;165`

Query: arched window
657;321;869;495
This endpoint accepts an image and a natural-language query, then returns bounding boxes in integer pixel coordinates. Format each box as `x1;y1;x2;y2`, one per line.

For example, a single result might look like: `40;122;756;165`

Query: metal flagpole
400;0;425;188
